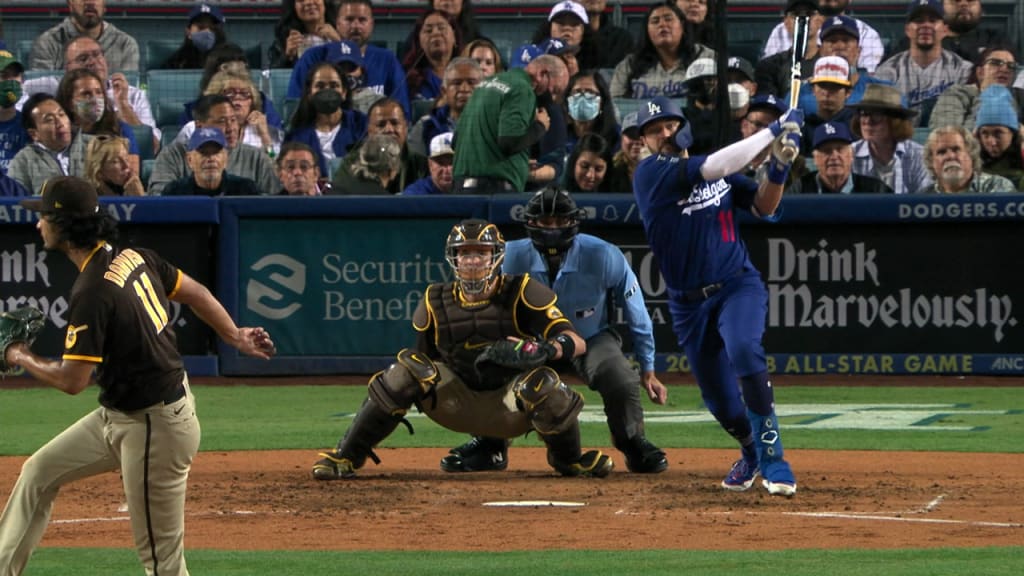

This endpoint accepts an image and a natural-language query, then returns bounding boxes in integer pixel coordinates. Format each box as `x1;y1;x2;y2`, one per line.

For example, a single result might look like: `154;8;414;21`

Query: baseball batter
632;96;802;496
1;176;276;575
440;187;669;475
312;219;613;479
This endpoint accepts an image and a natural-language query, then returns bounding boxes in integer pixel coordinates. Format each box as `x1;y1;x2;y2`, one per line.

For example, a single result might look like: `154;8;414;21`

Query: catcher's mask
445;219;505;295
524;186;585;256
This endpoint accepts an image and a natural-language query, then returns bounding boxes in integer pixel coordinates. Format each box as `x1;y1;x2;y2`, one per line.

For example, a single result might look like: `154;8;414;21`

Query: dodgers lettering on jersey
632;153;760;292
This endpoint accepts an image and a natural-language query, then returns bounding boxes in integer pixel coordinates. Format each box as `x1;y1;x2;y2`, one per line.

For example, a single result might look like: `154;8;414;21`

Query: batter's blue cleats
748;410;797;497
721;458;759;491
761;460;797;496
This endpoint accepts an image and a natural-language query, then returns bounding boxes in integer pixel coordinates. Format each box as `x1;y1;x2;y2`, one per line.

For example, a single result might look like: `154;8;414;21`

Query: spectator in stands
564;69;618;156
754;0;823;98
0;50;28;172
532;2;594;75
180;43;283;134
284;61;367;177
404;132;454;195
507;49;570;192
791;16;890;116
461;38;503;78
30;0;139;72
332;98;423;195
0;166;29;197
564;132;614;192
921;125;1016;193
431;0;480;44
787;121;893;194
848;84;932;194
401;10;462;102
177;70;285;157
874;0;972;126
763;0;883;73
276;141;323;195
610;1;714;99
930;46;1023;131
452;55;569;193
728;57;758;101
160;3;229;70
287;0;411;120
577;0;634;69
800;56;855;155
163;127;261;196
85;135;144;196
21;37;161;149
892;0;1009;62
149;94;279;195
974;85;1023;189
330;133;401;195
739;94;803;187
681;58;747;154
55;68;139;173
408;57;482;159
270;0;341;69
676;0;715;46
606;111;645;193
8;94;90;193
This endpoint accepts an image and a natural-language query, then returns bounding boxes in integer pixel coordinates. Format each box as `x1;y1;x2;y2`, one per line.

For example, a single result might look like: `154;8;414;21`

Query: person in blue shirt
286;0;411;120
632;95;803;496
0;50;28;172
403;132;453;195
0;166;29;196
440;186;670;475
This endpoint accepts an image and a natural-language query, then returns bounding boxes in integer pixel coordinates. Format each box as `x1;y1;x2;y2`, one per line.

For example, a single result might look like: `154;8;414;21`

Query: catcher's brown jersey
64;242;185;411
412;274;572;389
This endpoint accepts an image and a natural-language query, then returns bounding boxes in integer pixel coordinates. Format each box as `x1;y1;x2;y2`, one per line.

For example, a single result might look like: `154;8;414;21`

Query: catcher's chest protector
428;278;524;381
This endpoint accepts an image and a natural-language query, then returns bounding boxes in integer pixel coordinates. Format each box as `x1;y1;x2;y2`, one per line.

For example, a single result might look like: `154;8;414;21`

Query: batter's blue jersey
502;235;657;372
632;154;762;293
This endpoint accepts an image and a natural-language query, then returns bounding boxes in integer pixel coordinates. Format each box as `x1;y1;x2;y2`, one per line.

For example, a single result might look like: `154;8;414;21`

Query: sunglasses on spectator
983;58;1017;70
222;89;253;100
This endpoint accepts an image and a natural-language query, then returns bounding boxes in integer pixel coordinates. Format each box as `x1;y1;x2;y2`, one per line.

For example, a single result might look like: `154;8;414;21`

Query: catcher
312;219;613;480
0;176;276;576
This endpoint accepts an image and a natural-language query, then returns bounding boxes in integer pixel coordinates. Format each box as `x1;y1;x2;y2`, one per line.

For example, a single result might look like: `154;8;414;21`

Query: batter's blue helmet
636;96;692;151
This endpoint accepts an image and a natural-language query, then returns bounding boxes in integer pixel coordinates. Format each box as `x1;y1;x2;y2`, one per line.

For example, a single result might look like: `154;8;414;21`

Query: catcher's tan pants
0;375;200;576
421;363;534;438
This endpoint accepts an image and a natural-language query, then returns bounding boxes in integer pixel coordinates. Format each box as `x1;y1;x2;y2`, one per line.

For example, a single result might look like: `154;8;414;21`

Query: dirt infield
2;447;1021;552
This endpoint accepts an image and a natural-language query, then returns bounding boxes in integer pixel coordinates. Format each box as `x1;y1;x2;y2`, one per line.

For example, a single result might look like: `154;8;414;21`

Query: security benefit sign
753;222;1020;355
238;219;455;355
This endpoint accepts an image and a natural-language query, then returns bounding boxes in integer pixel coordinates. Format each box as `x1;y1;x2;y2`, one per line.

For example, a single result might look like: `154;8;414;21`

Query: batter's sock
740;371;775;416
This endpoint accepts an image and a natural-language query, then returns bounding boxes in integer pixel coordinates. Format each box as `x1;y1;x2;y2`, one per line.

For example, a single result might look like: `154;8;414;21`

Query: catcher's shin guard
313;396;403;480
513;366;583;435
748;409;797;496
541;424;614;478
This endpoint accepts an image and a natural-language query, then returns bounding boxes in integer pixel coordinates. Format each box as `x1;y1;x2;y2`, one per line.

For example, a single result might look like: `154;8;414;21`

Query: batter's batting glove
770;108;805;135
474;339;557;375
0;307;45;373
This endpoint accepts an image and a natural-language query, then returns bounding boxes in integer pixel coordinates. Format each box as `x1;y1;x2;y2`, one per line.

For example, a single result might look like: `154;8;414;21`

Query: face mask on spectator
311;90;343;115
191;30;217;53
567;92;601;122
75;97;105;124
0;80;21;108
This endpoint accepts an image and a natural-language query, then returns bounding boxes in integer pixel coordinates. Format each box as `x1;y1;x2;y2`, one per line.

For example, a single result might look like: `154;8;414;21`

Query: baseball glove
0;306;45;372
474;339;556;375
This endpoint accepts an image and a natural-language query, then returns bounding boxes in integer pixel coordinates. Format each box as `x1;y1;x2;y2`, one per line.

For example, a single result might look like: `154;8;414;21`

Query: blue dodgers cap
748;94;788;116
536;37;579;56
907;0;943;21
509;44;543;69
812;121;853;149
636;96;686;131
187;3;225;25
188;126;227;151
820;15;859;42
326;40;365;69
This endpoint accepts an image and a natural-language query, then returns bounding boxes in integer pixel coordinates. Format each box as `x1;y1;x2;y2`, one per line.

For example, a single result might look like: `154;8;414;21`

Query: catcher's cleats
312;451;357;480
624;438;668;474
440;436;509;473
554;450;614;478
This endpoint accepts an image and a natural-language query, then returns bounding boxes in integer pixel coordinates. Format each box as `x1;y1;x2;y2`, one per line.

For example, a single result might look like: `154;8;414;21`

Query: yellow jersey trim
78;242;107;273
62;354;102;363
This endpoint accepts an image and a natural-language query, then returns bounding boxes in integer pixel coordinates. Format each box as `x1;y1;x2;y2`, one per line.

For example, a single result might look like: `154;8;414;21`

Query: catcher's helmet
524;187;584;255
445;219;505;295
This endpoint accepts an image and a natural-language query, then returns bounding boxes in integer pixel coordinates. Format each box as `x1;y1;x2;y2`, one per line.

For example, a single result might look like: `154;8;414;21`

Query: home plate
483;500;586;507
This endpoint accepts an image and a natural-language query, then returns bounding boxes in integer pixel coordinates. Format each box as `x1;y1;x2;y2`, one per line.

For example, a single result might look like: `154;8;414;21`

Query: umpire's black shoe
625;438;669;474
440;436;509;472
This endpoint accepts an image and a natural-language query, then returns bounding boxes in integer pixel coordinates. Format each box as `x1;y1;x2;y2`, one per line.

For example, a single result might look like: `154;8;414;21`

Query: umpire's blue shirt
502;235;656;373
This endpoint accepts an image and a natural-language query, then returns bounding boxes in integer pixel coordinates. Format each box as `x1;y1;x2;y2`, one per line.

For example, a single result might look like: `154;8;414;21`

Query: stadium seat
913;127;931;145
267;68;293;116
16;40;34;66
412;98;435;122
245;43;265;71
143;40;181;73
147;70;204;108
131;124;156;161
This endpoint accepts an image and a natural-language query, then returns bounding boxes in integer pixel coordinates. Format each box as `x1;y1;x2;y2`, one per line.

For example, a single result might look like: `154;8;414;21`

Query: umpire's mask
524;186;585;256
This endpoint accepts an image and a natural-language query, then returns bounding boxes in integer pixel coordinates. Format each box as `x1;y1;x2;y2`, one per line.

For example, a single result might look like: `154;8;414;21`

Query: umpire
1;176;276;575
441;188;669;474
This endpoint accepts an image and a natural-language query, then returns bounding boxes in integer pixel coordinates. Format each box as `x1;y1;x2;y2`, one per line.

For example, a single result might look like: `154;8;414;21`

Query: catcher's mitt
0;306;45;372
474;339;556;377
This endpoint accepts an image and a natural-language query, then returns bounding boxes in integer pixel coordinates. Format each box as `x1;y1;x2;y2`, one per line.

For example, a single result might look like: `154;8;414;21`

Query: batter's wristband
550;333;575;360
767;159;790;185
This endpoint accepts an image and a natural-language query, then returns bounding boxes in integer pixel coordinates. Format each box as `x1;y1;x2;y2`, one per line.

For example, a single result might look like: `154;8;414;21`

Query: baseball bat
779;14;810;163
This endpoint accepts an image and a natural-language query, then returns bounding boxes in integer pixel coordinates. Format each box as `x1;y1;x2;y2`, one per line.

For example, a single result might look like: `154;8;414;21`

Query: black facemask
311;90;343;115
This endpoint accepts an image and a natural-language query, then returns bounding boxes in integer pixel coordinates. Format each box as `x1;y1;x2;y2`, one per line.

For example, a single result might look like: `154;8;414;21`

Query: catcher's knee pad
513;366;583;435
368;349;439;415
